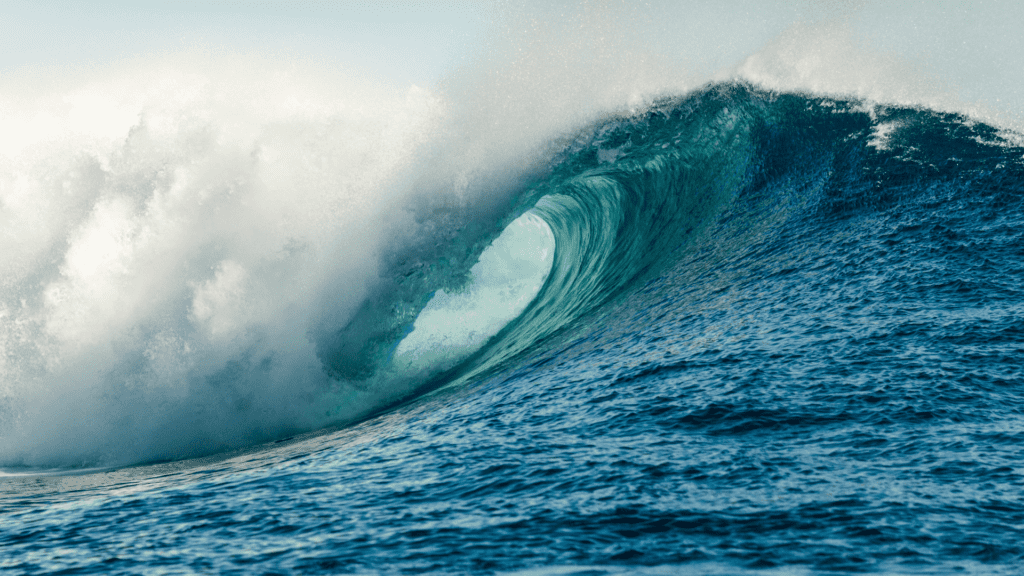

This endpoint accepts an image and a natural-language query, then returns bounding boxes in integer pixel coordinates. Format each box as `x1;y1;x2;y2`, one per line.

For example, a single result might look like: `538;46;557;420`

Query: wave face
4;78;1024;573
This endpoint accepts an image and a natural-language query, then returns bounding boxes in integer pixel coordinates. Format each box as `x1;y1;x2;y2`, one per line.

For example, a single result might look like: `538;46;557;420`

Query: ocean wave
4;66;1020;470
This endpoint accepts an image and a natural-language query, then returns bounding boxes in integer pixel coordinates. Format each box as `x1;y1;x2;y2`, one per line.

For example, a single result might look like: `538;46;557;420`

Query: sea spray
0;56;456;467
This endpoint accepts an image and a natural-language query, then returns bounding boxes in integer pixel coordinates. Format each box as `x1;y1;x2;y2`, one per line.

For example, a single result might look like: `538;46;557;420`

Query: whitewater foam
0;55;454;467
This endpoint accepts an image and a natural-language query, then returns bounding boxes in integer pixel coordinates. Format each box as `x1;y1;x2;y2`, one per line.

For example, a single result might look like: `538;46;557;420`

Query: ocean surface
2;24;1024;576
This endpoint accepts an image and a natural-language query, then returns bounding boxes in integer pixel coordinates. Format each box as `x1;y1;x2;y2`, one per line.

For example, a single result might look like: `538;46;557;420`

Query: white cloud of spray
0;55;447;467
730;4;1024;129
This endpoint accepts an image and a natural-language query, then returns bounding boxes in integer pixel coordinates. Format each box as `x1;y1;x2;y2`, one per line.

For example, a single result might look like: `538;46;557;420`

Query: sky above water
2;1;1023;123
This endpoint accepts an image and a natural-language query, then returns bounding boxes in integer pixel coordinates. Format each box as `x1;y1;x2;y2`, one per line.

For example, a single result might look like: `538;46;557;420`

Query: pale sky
0;1;492;84
2;1;1022;122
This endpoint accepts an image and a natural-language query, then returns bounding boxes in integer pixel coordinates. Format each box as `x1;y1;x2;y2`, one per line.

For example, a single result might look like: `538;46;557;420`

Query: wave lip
447;86;762;383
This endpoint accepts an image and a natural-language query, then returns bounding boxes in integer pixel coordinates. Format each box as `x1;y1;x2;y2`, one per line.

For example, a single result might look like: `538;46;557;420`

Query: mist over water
1;0;1022;468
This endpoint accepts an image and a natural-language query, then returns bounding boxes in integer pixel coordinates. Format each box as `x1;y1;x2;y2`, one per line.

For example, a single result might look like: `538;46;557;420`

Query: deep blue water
2;84;1024;574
